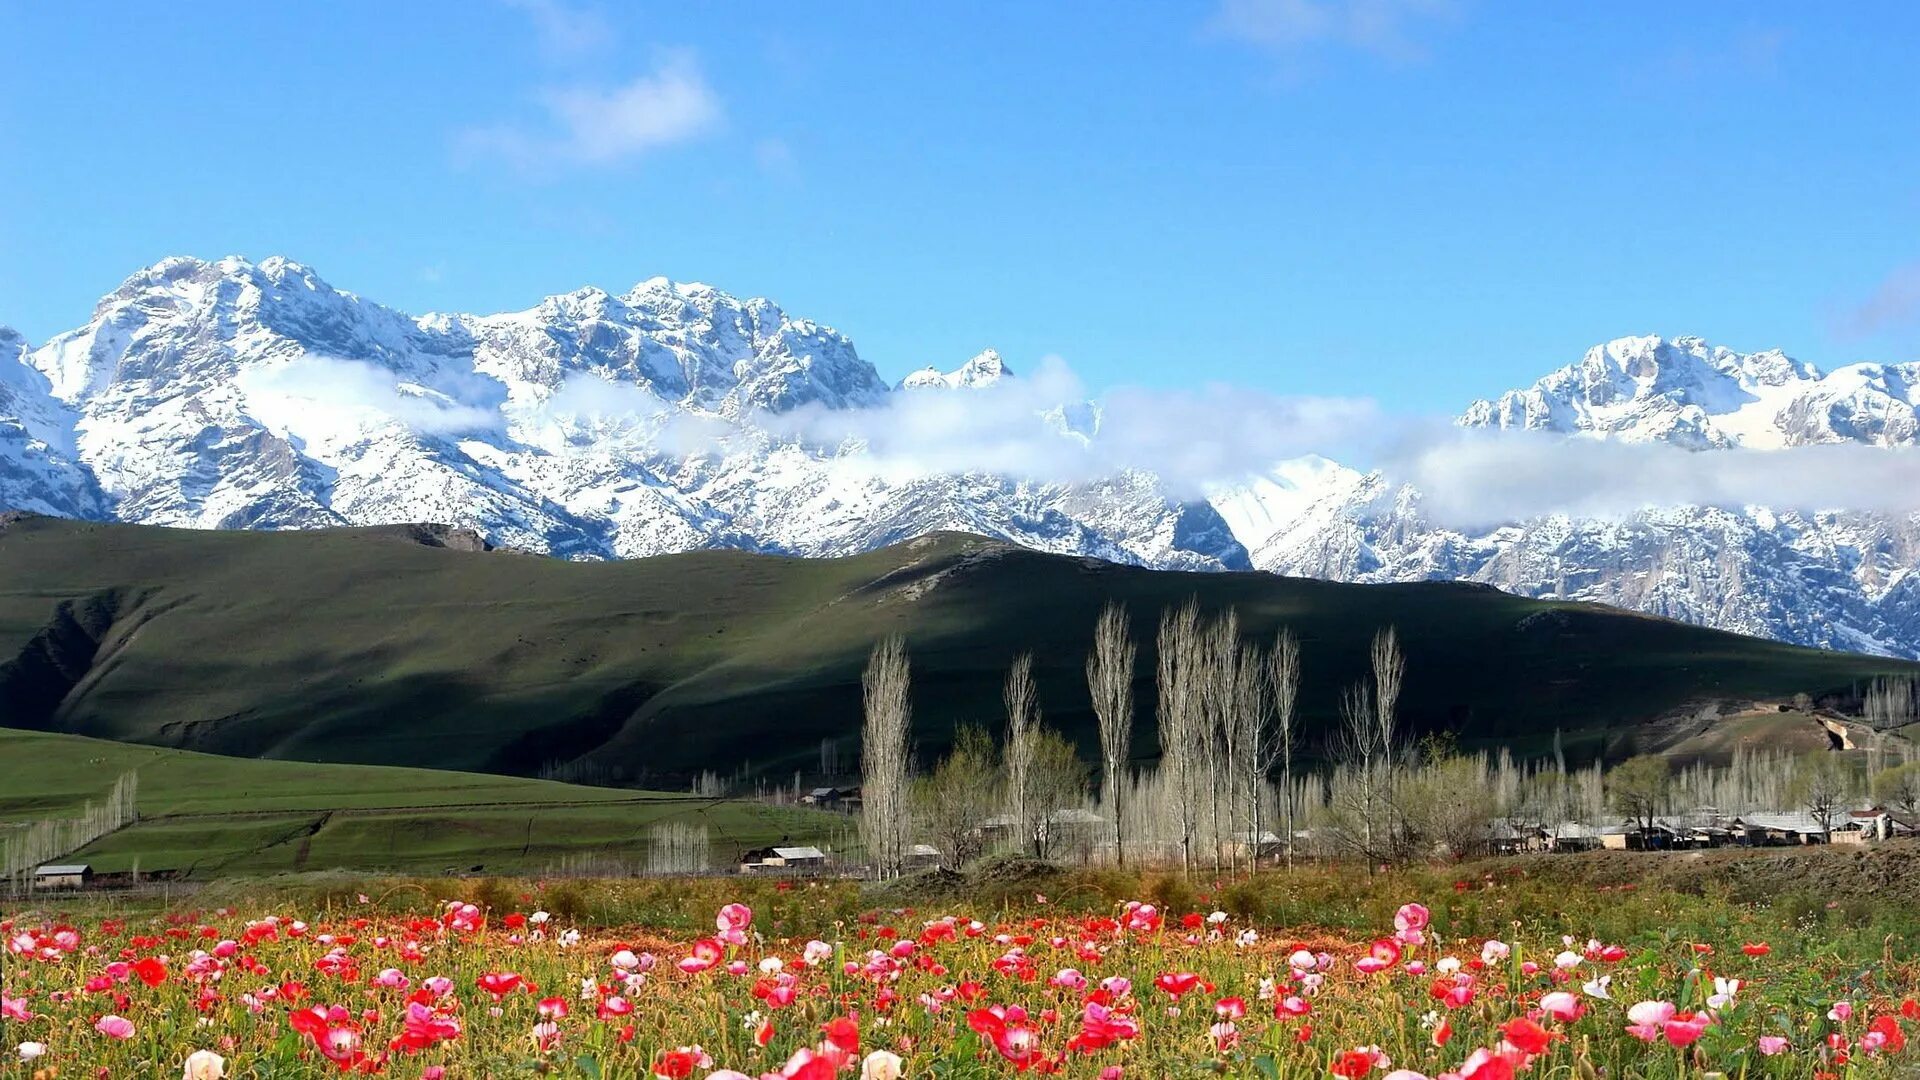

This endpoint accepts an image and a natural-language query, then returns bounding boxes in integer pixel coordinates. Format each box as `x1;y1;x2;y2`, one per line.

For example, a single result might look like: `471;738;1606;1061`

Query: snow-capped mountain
899;349;1011;391
0;325;105;519
1215;335;1920;657
11;256;1246;570
5;258;1916;657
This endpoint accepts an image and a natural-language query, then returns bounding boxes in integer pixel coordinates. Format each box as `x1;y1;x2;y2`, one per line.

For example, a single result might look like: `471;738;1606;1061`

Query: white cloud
459;52;722;170
1393;431;1920;528
234;351;1920;527
235;355;504;446
501;0;609;59
747;356;1382;493
1208;0;1456;62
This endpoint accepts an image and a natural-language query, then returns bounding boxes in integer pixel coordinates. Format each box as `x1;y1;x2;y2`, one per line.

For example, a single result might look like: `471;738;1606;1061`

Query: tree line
857;603;1920;877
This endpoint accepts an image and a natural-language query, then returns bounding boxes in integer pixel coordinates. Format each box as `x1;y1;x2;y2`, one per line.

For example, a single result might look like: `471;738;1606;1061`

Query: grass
3;515;1916;788
0;729;847;878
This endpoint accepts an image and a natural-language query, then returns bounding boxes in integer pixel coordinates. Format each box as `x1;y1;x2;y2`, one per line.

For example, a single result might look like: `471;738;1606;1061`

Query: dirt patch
1478;840;1920;906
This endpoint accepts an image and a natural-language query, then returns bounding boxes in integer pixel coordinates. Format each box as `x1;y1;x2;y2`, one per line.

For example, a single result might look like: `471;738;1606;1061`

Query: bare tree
1155;599;1203;872
1865;675;1918;732
1003;653;1039;854
1328;680;1383;866
1200;608;1242;871
1371;627;1405;856
860;636;914;878
1229;638;1269;872
1266;628;1301;868
1086;602;1136;866
1794;752;1856;842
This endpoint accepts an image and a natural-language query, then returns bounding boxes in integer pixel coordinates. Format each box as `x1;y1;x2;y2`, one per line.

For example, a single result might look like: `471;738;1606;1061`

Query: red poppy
821;1015;860;1054
132;957;167;987
1501;1016;1557;1055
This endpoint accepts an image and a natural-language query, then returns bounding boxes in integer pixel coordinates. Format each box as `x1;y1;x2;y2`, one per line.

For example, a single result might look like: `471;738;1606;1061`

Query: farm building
1599;823;1679;851
33;864;93;888
907;844;944;869
1834;808;1919;845
740;845;830;873
800;787;861;813
1734;812;1831;845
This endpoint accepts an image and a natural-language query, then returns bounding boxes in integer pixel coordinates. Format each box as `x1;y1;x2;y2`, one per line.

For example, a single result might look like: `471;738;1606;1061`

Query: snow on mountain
0;324;106;519
1456;333;1919;449
4;259;1914;658
9;256;1243;571
1225;335;1920;657
899;349;1012;391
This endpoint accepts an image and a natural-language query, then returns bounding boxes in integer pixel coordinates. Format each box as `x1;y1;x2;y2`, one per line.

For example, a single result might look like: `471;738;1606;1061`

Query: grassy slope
0;728;844;877
2;515;1915;784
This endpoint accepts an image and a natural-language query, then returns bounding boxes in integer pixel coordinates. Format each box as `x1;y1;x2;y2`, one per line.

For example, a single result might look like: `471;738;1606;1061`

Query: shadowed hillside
2;514;1913;786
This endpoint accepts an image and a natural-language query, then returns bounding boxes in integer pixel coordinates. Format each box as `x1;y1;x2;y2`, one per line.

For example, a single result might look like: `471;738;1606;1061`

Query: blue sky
2;1;1917;409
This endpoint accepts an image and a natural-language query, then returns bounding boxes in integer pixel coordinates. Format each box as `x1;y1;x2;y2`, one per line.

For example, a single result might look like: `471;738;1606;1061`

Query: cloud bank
233;351;1920;529
1394;432;1920;528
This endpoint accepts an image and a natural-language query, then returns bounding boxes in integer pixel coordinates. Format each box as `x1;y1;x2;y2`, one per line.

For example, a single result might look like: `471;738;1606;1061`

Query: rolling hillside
0;728;842;878
2;514;1914;785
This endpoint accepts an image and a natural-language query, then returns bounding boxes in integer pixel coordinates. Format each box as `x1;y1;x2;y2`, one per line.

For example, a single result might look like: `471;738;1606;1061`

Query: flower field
4;868;1918;1079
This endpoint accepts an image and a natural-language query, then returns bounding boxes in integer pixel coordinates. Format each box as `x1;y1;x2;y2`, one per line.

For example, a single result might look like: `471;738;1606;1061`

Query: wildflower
1625;1000;1675;1042
1757;1035;1790;1055
19;1042;49;1063
96;1014;136;1039
1500;1017;1556;1056
679;938;725;974
861;1050;905;1080
1331;1045;1390;1077
717;903;754;946
1742;942;1770;957
1153;971;1203;997
653;1046;713;1078
476;971;525;1000
1539;990;1583;1022
182;1049;226;1079
1356;939;1401;974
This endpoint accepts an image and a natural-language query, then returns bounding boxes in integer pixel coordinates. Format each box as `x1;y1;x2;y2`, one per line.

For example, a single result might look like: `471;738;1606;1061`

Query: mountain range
3;256;1916;657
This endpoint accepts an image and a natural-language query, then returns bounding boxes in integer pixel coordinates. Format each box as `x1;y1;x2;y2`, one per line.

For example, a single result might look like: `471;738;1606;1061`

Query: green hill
0;727;843;878
2;514;1913;785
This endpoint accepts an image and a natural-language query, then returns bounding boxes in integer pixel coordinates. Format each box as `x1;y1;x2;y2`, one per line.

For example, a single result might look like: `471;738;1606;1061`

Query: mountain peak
1456;334;1867;447
898;348;1012;391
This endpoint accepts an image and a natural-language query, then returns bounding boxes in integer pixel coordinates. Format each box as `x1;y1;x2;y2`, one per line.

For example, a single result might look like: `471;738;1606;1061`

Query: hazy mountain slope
3;515;1912;785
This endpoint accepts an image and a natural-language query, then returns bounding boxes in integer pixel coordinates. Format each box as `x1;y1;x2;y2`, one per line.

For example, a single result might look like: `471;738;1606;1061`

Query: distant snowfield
2;259;1917;657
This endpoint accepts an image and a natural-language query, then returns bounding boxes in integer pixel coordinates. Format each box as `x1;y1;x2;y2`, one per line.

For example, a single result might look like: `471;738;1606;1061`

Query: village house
1833;807;1919;845
33;863;93;889
738;845;830;873
800;786;862;813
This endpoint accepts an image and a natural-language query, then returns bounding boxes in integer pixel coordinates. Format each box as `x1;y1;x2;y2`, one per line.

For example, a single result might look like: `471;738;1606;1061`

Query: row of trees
858;603;1920;876
2;771;139;889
